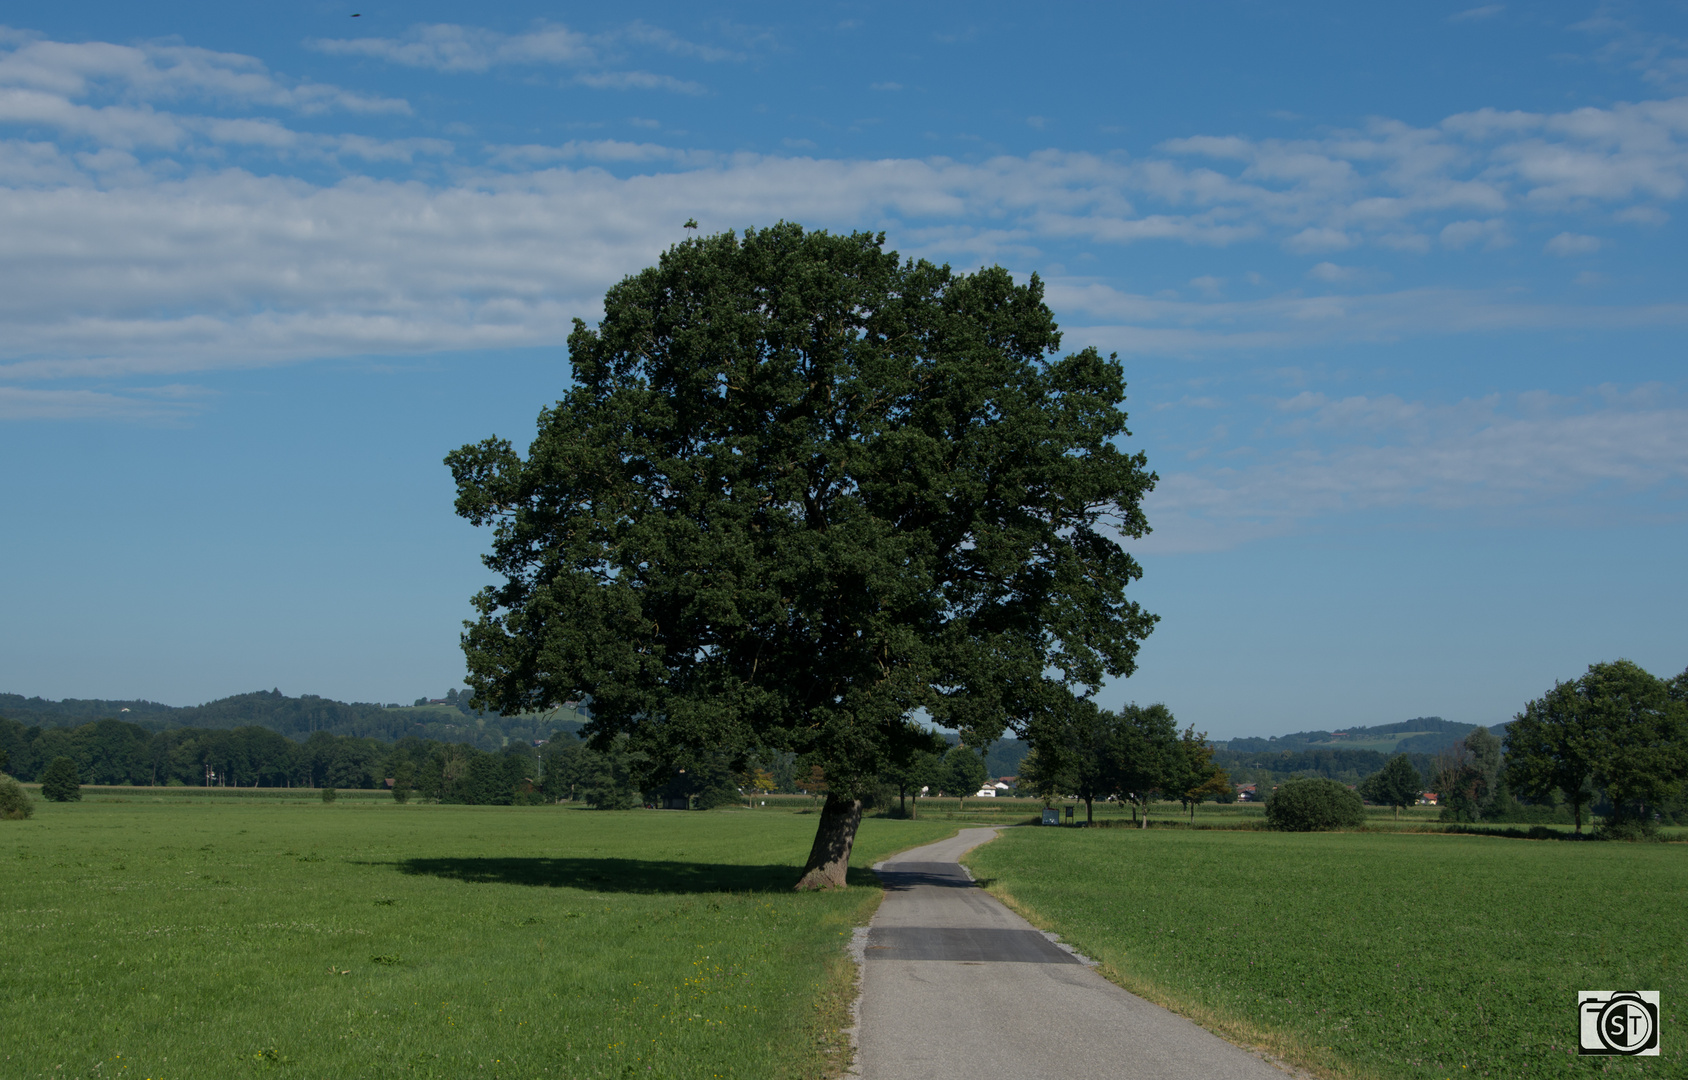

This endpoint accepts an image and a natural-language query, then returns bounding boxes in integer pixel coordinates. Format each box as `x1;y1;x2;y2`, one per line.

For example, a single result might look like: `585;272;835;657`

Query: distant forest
0;689;586;752
1;688;1033;779
1213;717;1515;786
1220;716;1503;755
3;689;1503;791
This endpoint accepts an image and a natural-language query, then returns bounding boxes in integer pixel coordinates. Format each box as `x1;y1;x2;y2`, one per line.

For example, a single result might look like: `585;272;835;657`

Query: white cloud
3;145;1685;381
1575;13;1688;93
1047;280;1688;356
617;21;743;63
1614;204;1669;224
0;34;407;114
575;71;706;95
4;25;1688;390
1139;388;1688;552
1545;231;1602;255
0;383;206;421
1438;217;1508;249
306;19;739;90
1448;5;1504;23
307;23;594;73
1306;261;1358;282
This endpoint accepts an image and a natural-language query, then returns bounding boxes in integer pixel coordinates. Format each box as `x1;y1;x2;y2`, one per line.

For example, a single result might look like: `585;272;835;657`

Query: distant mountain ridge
2;691;1495;767
1219;716;1505;756
0;690;585;753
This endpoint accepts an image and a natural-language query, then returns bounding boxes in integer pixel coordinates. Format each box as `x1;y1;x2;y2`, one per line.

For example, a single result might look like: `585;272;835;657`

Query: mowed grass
0;800;957;1080
966;828;1686;1080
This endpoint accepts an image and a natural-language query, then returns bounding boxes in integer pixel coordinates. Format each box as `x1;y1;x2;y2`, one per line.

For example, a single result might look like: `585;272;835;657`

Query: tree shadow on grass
383;856;880;894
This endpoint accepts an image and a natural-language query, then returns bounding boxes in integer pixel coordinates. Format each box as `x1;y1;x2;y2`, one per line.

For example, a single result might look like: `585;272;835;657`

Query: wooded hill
0;690;586;752
1;690;1496;787
1219;716;1504;755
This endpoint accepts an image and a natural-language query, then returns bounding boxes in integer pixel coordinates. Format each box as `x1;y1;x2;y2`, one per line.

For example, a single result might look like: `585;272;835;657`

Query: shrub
320;786;338;803
1593;815;1660;842
1265;777;1364;831
40;756;82;803
0;775;34;820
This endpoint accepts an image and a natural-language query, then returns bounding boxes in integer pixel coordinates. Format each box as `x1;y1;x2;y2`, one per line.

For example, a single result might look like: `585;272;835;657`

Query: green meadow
966;827;1687;1080
0;797;956;1080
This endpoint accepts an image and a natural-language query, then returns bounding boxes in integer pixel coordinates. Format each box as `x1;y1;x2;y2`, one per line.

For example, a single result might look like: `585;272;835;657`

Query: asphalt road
852;827;1290;1080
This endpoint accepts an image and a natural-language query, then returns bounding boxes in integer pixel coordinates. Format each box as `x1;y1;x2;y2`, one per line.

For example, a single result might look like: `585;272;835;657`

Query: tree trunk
795;794;863;891
1139;798;1148;828
1085;797;1093;824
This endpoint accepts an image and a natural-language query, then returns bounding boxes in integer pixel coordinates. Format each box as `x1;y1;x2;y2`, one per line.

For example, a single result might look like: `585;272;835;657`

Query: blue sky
1;1;1684;738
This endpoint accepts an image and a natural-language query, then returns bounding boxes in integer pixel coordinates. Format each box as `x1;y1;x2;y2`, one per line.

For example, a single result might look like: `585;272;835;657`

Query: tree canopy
40;756;81;802
1173;725;1232;822
447;223;1157;887
1360;753;1423;819
1505;659;1688;835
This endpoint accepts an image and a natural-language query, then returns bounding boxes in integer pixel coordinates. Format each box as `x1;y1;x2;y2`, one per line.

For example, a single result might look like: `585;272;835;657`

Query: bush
40;756;82;803
320;786;338;803
1265;777;1365;831
1593;815;1661;842
0;775;34;820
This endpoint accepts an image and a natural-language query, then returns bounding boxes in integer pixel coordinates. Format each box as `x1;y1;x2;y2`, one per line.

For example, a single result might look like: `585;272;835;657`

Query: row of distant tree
989;659;1687;838
0;713;980;810
1221;716;1480;754
1310;660;1687;836
1431;660;1687;836
0;688;588;752
1013;702;1231;825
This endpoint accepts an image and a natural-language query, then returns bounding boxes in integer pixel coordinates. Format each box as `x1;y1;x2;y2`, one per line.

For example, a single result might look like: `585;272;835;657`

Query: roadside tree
447;224;1157;888
1112;703;1181;828
1015;746;1065;807
881;740;944;817
1025;699;1111;822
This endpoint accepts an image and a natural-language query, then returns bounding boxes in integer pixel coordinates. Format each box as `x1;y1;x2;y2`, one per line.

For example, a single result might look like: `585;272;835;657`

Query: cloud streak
306;19;740;92
1139;387;1688;552
3;150;1686;382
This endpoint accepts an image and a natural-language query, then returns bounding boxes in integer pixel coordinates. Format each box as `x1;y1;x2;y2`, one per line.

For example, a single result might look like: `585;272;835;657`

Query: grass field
0;797;957;1080
965;827;1686;1080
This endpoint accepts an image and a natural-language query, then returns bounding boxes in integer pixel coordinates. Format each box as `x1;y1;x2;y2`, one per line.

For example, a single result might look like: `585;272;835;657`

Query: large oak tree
1506;659;1687;834
447;224;1157;887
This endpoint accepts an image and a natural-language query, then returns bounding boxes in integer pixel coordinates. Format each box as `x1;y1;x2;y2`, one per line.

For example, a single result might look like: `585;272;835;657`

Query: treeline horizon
3;688;1485;776
0;689;587;752
0;714;981;811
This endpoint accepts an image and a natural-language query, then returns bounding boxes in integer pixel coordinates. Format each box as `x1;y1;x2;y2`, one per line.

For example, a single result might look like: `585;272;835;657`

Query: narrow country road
853;827;1290;1080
